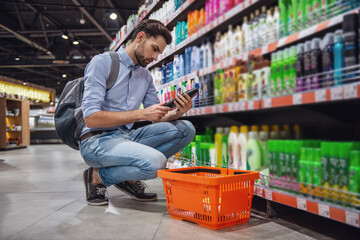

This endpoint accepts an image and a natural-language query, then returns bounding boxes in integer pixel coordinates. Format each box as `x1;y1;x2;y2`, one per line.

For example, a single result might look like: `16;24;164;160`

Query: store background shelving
110;0;360;229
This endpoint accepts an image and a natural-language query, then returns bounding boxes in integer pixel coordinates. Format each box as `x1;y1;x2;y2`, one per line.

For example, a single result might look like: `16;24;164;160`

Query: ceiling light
62;74;67;78
35;100;39;103
23;82;27;86
110;13;118;20
50;102;54;105
57;81;61;85
62;32;69;40
15;57;20;61
80;18;86;24
73;40;79;45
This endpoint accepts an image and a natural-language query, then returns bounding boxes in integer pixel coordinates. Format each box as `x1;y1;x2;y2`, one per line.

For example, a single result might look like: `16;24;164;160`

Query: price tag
330;87;343;101
346;211;360;228
296;198;307;211
200;108;206;115
256;187;262;197
344;84;358;99
318;204;330;218
240;102;246;110
211;105;217;113
265;189;272;201
293;93;302;105
248;101;254;110
233;103;240;112
315;89;326;102
228;103;234;112
264;98;271;108
218;105;224;113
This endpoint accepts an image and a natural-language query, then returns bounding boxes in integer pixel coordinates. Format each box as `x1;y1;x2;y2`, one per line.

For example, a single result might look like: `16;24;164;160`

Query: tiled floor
0;145;358;240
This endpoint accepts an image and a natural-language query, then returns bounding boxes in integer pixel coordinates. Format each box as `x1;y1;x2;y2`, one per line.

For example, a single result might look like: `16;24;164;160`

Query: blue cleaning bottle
333;30;344;86
179;54;185;77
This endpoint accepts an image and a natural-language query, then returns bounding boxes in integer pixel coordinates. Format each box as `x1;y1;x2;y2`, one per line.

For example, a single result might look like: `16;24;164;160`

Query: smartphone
164;88;199;108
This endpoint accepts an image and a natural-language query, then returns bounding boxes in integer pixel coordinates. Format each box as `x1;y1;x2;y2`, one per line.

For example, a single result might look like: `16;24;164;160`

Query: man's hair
131;19;172;45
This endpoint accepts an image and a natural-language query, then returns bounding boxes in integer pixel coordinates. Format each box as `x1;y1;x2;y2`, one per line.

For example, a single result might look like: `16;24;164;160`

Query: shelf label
256;186;263;197
297;198;307;211
248;101;254;110
293;93;302;105
346;211;360;228
240;102;246;110
331;87;343;101
315;89;326;102
264;98;271;108
265;189;272;201
211;105;217;113
344;84;358;99
228;103;234;112
244;0;250;8
318;204;330;218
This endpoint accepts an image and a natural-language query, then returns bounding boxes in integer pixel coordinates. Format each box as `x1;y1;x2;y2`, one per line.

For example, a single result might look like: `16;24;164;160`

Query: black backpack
55;51;120;150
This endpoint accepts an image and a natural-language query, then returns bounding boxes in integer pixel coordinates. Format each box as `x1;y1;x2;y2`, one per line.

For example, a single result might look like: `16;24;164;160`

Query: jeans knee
142;151;167;179
178;120;196;141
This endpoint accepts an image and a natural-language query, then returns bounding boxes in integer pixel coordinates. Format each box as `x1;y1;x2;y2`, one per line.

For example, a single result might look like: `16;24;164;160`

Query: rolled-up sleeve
82;54;111;118
142;72;160;108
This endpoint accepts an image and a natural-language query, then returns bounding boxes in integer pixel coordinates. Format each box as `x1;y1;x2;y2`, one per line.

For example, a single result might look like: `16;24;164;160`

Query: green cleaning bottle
215;127;224;167
349;151;360;208
276;50;284;96
282;48;290;95
305;0;313;28
305;148;315;196
288;46;297;94
270;52;278;97
329;142;340;201
313;148;323;198
291;141;302;192
279;0;288;37
298;147;308;195
222;127;230;168
321;142;331;193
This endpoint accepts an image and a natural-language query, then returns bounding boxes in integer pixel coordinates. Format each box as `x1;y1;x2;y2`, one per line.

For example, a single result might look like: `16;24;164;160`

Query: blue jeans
79;120;195;187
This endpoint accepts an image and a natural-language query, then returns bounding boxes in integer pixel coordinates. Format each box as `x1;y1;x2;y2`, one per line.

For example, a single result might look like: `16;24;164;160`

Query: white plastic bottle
280;124;291;139
246;125;262;170
238;125;249;170
234;25;242;56
248;13;255;51
266;9;274;44
206;39;213;68
259;6;267;47
242;16;250;52
270;124;280;139
252;10;260;49
200;41;206;70
228;126;239;169
220;33;227;62
273;6;280;41
227;25;234;58
214;32;222;63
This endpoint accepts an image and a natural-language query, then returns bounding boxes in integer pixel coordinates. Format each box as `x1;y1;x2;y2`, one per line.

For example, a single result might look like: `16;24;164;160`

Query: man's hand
142;103;172;121
173;93;193;115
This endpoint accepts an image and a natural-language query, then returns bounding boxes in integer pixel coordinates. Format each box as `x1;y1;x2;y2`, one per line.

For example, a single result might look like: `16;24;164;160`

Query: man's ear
136;31;146;43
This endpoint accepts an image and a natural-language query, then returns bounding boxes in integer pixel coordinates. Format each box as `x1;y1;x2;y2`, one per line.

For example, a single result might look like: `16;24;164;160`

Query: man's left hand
174;93;193;115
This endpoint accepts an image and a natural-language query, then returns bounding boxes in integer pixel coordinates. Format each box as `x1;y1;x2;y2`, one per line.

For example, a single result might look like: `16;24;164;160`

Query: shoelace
134;181;148;193
96;186;107;196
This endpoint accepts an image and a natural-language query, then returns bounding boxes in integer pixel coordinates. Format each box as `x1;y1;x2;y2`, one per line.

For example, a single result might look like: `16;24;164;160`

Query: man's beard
134;42;150;67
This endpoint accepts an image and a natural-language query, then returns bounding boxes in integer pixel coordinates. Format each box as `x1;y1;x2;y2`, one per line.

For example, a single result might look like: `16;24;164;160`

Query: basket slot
173;168;221;174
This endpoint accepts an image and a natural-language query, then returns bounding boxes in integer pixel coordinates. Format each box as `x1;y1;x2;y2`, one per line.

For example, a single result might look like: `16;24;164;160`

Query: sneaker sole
83;169;108;206
114;185;157;202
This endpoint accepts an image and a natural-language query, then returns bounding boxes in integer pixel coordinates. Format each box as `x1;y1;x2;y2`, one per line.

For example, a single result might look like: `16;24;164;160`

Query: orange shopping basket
158;166;259;230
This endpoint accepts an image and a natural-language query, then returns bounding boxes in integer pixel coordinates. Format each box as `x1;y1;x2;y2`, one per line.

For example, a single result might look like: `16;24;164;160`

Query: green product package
321;142;331;187
329;142;340;188
279;0;288;37
221;135;229;167
305;148;314;185
349;151;360;193
313;148;322;187
282;48;290;94
270;53;278;97
298;147;307;184
278;141;285;178
276;51;284;96
291;141;302;183
205;127;215;142
268;141;274;175
200;143;211;166
338;142;354;191
305;0;313;27
284;141;291;182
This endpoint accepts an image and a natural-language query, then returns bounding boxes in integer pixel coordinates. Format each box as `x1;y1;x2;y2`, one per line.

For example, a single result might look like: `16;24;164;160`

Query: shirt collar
117;46;135;69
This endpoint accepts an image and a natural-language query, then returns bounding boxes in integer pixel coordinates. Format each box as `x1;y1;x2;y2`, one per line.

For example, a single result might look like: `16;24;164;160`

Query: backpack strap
107;51;120;90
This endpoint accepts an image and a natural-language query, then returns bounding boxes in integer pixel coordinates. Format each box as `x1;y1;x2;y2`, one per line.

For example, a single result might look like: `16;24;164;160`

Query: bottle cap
249;132;258;139
311;38;321;50
271;124;279;131
293;124;300;132
335;29;343;41
261;125;269;132
243;16;248;22
343;13;359;33
251;125;259;132
216;127;224;134
230;125;239;133
262;6;266;13
297;43;305;54
240;125;249;133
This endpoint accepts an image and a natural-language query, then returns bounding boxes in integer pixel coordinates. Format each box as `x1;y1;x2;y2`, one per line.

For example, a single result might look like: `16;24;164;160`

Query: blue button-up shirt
81;47;159;137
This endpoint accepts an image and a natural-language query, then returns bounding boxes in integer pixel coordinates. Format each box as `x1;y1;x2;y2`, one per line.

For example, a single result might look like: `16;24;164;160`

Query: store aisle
0;145;356;240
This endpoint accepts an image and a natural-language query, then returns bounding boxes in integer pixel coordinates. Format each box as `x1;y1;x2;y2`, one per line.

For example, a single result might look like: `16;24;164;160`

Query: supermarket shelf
110;0;163;51
254;183;360;228
148;0;259;69
148;6;359;70
260;82;360;109
161;0;197;28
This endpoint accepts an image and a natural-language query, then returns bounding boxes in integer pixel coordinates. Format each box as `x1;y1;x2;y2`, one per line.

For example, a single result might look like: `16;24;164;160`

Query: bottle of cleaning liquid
215;127;224;167
200;41;206;70
222;127;230;167
238;64;247;100
280;124;291;139
246;127;262;171
305;0;313;28
266;9;274;43
248;13;255;51
322;33;335;87
270;124;280;139
271;52;278;96
238;125;249;170
259;6;267;47
173;55;180;79
259;125;270;167
282;48;290;95
221;33;227;62
234;25;243;56
343;13;359;80
260;59;271;98
349;151;360;198
227;25;234;58
206;39;214;68
214;32;221;64
253;10;260;49
293;124;302;139
242;16;250;52
303;40;312;91
310;38;322;89
296;43;305;92
273;6;280;40
276;50;284;96
288;46;297;93
279;0;288;37
228;126;239;169
334;30;344;86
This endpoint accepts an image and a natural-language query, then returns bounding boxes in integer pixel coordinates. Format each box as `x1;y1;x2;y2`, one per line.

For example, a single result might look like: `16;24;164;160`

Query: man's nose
152;53;158;61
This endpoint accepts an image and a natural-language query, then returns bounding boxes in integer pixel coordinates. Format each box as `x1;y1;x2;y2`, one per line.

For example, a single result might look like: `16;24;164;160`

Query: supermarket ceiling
0;0;143;94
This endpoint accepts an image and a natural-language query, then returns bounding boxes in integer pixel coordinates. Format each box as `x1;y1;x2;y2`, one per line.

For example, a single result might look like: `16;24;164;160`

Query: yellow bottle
215;127;224;167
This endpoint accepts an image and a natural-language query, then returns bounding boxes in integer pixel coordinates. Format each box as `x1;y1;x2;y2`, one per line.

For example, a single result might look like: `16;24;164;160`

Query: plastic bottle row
268;140;360;209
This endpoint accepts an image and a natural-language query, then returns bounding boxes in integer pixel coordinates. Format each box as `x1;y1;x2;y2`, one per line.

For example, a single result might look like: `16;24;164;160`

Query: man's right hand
142;103;172;122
